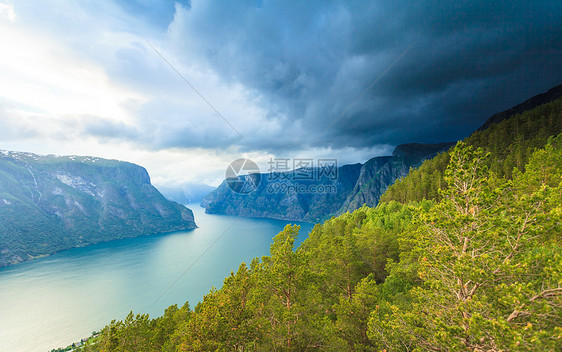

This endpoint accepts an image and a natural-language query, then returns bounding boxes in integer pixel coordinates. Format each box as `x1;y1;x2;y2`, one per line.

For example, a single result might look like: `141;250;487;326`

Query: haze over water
0;205;314;352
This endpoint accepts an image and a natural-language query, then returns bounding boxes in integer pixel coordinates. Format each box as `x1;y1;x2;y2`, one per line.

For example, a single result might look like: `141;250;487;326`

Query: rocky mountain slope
202;143;452;222
0;152;197;267
202;163;363;222
338;142;454;213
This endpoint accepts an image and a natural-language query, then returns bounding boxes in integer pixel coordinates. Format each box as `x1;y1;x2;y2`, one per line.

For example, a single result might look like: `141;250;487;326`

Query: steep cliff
0;151;197;267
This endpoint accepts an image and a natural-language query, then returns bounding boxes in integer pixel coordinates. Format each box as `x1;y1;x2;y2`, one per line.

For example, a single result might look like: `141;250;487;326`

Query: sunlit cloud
0;1;15;23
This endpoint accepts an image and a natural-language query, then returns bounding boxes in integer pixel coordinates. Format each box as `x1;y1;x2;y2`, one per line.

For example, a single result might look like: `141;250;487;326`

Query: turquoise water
0;204;314;352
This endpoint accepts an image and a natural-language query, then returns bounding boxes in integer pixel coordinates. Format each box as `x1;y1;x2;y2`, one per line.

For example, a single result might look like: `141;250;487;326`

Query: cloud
0;0;560;186
0;1;15;23
168;0;562;149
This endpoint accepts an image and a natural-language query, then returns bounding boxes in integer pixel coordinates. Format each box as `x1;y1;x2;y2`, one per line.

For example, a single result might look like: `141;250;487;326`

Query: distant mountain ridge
0;151;197;267
477;84;562;131
201;142;452;222
157;183;216;204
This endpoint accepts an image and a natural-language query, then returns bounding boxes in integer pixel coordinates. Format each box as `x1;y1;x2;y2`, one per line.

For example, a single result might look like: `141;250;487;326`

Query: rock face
0;151;197;267
202;143;453;222
338;142;454;213
202;163;363;223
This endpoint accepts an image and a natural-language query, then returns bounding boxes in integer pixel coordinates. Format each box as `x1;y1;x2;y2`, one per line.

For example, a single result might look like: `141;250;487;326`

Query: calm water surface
0;204;314;352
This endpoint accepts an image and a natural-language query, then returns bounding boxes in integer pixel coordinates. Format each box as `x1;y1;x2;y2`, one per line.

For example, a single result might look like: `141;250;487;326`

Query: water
0;204;314;352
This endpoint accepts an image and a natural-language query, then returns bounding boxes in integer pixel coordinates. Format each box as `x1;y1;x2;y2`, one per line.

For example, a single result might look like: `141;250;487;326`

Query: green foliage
369;138;562;351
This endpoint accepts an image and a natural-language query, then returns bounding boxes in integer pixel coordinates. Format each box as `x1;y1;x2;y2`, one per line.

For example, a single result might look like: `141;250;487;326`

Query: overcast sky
1;0;561;187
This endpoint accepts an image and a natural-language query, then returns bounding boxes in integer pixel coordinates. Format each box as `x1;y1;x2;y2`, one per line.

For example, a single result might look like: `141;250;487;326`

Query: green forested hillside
77;132;561;351
381;97;562;203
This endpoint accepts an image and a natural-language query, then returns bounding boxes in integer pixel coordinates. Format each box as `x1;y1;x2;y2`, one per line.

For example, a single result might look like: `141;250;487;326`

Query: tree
251;224;326;350
369;141;562;351
333;275;379;351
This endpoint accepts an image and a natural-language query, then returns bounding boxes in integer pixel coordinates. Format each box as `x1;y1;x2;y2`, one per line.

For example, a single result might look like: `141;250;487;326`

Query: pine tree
369;140;562;351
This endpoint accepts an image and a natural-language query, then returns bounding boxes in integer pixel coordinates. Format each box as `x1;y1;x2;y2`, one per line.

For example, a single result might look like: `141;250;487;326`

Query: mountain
338;142;454;213
202;163;363;222
477;84;562;131
156;183;216;204
382;94;562;204
0;151;197;267
201;143;453;222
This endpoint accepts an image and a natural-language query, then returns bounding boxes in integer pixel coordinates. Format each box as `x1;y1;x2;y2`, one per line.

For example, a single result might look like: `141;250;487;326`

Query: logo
225;158;261;194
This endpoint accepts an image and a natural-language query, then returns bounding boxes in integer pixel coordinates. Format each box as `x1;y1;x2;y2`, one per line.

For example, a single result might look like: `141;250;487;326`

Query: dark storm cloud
171;0;562;150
